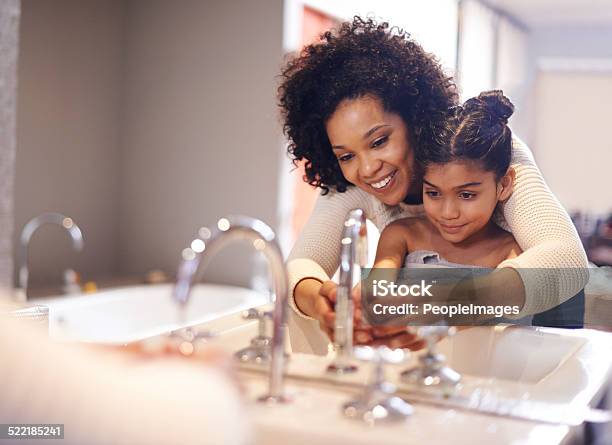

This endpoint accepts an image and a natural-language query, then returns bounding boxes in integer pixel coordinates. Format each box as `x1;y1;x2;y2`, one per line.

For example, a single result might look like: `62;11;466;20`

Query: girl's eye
371;136;388;148
337;153;354;163
425;190;440;198
459;191;476;199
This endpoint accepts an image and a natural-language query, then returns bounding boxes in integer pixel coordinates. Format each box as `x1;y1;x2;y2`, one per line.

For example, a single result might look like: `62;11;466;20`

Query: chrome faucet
343;346;413;423
172;216;291;403
400;324;461;392
18;213;84;300
328;208;368;374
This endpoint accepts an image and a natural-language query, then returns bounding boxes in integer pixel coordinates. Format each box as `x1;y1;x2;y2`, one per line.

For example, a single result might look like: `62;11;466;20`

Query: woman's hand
348;283;425;349
295;279;373;342
314;280;339;339
294;279;337;339
325;281;374;344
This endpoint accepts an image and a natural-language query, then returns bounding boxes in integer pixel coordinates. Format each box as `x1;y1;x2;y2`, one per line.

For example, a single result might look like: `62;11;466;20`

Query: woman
279;17;588;354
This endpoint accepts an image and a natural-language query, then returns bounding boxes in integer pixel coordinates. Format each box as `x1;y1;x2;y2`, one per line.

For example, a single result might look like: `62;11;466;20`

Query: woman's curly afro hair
278;16;458;194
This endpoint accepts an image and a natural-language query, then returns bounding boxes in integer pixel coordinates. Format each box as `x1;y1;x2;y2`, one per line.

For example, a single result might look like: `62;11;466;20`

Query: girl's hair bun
419;89;515;180
464;89;514;124
466;90;514;125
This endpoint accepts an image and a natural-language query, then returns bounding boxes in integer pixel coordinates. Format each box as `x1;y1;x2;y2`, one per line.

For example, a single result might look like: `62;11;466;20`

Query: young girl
368;88;586;330
368;90;585;331
374;90;522;272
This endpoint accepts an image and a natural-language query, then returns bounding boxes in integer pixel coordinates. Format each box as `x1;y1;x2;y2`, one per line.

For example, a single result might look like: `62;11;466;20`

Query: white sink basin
419;326;612;409
233;326;612;445
202;314;612;409
437;326;586;383
211;323;611;424
32;283;269;344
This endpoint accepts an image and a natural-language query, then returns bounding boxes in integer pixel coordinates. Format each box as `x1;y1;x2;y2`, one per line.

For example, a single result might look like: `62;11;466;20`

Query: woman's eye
337;153;353;163
371;136;388;148
459;191;476;199
425;190;440;198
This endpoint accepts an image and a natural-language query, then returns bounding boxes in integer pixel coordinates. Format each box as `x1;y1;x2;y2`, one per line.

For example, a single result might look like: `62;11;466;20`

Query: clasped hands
313;280;427;350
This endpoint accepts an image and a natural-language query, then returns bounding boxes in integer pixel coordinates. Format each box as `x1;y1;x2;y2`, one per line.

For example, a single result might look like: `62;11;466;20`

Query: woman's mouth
439;222;467;234
369;170;398;191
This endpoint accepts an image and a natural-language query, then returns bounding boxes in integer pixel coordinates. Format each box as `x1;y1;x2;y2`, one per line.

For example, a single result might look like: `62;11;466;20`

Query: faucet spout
172;216;290;403
328;208;368;374
18;213;84;300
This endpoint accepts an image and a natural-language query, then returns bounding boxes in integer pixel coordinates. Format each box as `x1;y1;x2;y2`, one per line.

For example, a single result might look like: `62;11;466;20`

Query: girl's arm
362;222;427;349
505;241;522;261
373;221;410;269
496;136;589;317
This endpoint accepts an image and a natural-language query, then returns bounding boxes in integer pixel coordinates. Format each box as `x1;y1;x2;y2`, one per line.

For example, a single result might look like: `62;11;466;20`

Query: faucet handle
400;324;461;390
353;346;409;389
342;346;414;423
242;308;273;340
242;308;271;321
237;308;274;365
417;324;456;354
242;308;272;336
353;345;408;365
170;326;215;342
418;324;456;338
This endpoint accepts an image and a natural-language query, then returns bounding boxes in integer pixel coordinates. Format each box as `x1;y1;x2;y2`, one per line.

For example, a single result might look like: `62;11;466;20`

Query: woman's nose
441;199;460;220
359;154;383;179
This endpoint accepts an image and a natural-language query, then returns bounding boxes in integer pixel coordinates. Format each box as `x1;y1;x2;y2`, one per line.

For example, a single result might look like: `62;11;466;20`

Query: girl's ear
497;167;516;202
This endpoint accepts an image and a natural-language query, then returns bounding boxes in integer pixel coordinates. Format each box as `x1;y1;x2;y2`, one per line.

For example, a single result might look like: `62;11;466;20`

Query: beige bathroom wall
533;70;612;214
522;24;612;149
117;0;284;287
14;0;125;287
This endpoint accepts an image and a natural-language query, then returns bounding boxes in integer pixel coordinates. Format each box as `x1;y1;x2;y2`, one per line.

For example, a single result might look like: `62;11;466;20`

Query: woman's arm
287;187;375;321
496;136;589;316
287;187;379;353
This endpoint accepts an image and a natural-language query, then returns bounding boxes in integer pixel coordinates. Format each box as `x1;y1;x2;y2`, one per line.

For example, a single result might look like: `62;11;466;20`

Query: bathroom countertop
243;371;572;445
234;327;612;445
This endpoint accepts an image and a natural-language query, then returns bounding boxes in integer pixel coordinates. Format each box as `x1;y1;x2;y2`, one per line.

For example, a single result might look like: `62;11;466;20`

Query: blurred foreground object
0;297;250;445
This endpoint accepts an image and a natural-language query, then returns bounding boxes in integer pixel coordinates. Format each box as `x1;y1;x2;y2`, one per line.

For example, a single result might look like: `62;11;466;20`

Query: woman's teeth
371;171;396;190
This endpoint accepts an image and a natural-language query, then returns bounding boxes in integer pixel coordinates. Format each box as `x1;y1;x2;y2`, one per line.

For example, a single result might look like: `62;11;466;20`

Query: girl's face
423;161;514;244
325;95;417;206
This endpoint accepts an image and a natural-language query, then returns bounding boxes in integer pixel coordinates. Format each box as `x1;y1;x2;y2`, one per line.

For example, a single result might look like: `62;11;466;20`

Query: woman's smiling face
325;95;417;206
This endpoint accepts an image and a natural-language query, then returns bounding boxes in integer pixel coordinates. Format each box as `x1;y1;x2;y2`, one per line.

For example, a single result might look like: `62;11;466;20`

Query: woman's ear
497;167;516;202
